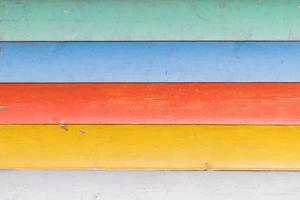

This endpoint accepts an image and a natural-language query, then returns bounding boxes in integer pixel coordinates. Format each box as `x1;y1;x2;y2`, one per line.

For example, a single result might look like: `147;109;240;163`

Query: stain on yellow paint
1;125;300;170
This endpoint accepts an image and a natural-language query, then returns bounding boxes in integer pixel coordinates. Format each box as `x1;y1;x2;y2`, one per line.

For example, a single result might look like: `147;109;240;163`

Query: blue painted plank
0;42;299;82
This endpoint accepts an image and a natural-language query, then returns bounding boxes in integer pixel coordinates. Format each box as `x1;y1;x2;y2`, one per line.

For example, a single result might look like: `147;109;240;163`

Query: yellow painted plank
1;125;300;170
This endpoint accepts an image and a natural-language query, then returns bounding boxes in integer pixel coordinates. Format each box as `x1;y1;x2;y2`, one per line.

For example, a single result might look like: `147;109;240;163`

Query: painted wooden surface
1;125;300;170
1;83;300;125
1;42;300;82
1;171;300;200
1;0;300;41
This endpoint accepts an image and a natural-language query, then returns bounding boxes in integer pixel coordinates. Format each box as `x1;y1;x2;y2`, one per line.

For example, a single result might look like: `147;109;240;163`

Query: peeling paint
63;9;70;14
59;122;68;131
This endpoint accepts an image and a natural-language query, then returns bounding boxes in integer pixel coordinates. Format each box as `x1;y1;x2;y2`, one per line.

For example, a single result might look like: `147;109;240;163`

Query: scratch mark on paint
203;162;212;171
194;13;208;21
59;120;68;131
21;16;27;21
233;42;245;54
219;0;226;14
219;0;226;8
60;124;68;131
63;9;70;14
79;130;86;134
15;0;24;4
94;194;101;200
288;27;293;39
191;4;209;21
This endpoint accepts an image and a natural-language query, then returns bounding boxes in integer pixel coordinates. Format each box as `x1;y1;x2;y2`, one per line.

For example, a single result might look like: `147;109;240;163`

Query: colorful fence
1;0;300;170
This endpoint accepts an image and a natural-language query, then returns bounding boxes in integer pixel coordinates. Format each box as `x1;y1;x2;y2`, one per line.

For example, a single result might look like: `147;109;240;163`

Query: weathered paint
1;42;300;82
1;83;300;125
1;125;300;170
1;0;300;41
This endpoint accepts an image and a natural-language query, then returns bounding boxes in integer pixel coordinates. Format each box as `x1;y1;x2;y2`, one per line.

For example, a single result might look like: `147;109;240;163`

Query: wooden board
1;125;300;170
1;42;300;82
1;83;300;125
1;0;300;41
1;171;300;200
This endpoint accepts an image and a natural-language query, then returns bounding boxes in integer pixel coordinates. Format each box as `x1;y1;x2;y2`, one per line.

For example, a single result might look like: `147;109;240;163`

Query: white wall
1;171;299;200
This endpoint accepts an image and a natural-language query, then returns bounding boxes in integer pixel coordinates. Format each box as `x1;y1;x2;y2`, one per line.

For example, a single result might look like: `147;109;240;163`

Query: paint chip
63;9;70;14
203;162;211;171
60;124;68;131
59;121;68;131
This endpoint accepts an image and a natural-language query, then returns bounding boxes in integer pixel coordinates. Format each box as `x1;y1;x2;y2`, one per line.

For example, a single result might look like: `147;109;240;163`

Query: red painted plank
0;83;299;124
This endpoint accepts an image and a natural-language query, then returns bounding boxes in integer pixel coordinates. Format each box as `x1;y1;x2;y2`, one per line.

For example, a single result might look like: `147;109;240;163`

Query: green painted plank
1;0;300;41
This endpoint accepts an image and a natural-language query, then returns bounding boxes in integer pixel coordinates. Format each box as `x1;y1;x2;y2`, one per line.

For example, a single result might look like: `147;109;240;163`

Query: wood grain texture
1;125;300;170
1;83;300;124
1;42;300;82
1;0;300;41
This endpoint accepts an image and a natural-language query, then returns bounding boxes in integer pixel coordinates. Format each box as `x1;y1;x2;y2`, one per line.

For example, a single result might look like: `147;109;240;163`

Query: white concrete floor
0;171;299;200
